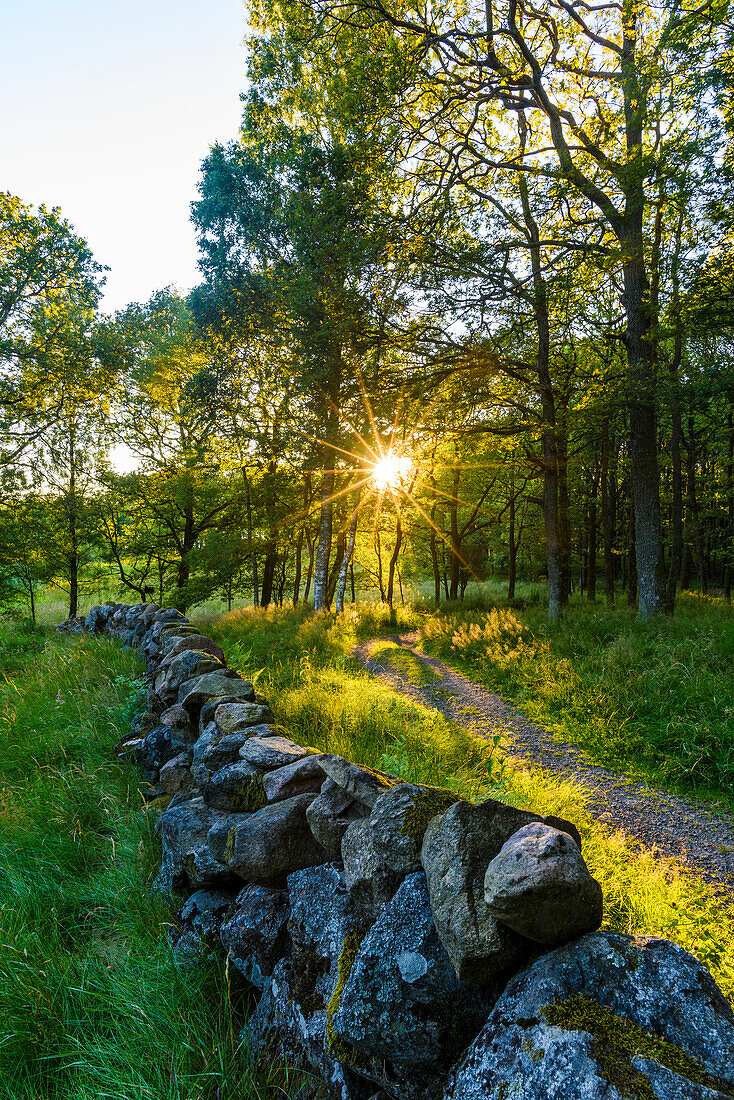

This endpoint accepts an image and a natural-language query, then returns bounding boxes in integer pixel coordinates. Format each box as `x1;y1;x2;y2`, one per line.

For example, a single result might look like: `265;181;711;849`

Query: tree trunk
508;466;517;601
243;468;259;607
518;167;561;623
303;529;315;604
665;331;684;612
621;235;665;618
387;515;403;609
376;529;385;602
725;410;734;605
587;473;597;602
627;487;637;608
260;549;278;608
293;528;304;607
429;476;441;607
313;466;334;610
68;424;79;619
601;420;614;606
449;464;461;600
336;498;360;613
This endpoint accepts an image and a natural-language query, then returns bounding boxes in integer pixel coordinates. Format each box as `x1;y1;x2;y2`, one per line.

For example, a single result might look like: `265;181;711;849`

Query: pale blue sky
1;0;247;313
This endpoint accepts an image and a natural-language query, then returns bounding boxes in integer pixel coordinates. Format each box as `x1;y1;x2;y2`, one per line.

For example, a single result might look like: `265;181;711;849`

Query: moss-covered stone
325;921;370;1069
398;785;459;842
542;993;734;1099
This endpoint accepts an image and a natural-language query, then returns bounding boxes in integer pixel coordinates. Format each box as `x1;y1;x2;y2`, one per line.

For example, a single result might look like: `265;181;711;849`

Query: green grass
368;640;442;687
202;602;734;1004
417;592;734;805
0;627;316;1099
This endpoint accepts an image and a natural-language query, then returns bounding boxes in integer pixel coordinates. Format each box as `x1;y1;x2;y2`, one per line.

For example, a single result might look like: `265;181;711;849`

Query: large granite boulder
219;883;290;989
330;872;499;1098
84;605;106;634
170;887;238;963
369;782;459;876
422;798;582;982
178;672;253;720
159;749;194;795
213;701;276;735
154;650;226;706
158;634;226;668
341;817;404;920
306;778;370;856
154;796;235;895
445;932;734;1099
225;794;331;886
484;821;603;945
239;735;317;771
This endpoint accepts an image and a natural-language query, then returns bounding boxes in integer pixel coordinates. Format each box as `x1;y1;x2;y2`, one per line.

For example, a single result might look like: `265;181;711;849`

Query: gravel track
353;633;734;892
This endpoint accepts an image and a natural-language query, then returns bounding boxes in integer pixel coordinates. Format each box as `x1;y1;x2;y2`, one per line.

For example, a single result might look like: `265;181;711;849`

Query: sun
371;450;411;490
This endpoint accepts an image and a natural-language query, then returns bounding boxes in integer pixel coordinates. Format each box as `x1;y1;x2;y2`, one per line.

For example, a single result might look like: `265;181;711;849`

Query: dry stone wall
68;602;734;1100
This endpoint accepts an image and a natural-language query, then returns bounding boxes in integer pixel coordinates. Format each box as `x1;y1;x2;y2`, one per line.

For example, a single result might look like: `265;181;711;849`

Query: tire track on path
353;632;734;892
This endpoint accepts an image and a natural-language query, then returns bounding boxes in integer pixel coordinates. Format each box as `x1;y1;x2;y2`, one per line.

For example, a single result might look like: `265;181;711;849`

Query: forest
3;0;734;627
4;2;734;1098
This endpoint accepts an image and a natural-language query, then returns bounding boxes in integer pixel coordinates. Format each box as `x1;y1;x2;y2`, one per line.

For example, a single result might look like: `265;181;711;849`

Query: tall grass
0;628;315;1099
202;603;734;1003
418;593;734;802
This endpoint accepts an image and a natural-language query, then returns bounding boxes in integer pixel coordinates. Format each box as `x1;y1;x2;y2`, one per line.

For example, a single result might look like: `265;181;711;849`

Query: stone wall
70;602;734;1099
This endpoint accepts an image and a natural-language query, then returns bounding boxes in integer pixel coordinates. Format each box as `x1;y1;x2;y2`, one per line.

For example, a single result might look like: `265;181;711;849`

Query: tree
0;192;104;465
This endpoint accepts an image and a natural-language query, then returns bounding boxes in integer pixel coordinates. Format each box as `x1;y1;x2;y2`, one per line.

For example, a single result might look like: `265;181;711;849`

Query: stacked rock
66;603;734;1100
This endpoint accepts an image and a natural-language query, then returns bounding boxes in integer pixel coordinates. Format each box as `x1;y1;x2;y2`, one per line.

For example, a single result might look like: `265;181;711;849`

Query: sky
1;0;247;314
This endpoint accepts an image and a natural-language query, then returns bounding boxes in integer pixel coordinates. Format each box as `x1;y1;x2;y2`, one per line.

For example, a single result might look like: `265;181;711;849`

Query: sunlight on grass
203;601;734;1004
419;593;734;802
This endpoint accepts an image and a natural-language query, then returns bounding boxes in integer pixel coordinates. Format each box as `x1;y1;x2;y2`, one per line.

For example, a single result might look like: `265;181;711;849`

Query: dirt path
353;633;734;891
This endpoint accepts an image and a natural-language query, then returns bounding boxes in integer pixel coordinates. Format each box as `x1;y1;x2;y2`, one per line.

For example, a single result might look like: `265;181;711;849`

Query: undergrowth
204;602;734;1003
0;628;315;1099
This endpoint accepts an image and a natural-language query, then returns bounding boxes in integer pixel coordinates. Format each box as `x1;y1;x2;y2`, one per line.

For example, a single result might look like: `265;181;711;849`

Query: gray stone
225;794;330;886
178;672;253;718
263;755;328;803
159;634;226;667
175;887;237;943
239;735;317;771
318;754;400;809
137;725;186;783
421;799;539;983
159;703;192;733
445;932;734;1100
202;732;253;772
484;821;603;945
247;958;375;1100
330;872;498;1093
155;650;225;705
369;782;458;875
341;817;403;919
207;813;250;864
203;760;267;813
154;796;234;894
213;700;275;735
159;750;194;795
306;778;370;856
84;605;105;633
220;882;290;988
